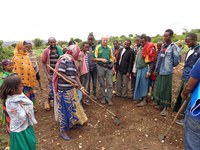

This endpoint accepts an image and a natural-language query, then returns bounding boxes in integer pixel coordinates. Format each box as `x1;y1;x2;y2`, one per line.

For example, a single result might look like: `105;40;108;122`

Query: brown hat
1;59;12;68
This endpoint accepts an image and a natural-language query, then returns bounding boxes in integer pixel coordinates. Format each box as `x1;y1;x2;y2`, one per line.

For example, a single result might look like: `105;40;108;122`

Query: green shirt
95;44;113;65
0;71;13;86
136;47;147;68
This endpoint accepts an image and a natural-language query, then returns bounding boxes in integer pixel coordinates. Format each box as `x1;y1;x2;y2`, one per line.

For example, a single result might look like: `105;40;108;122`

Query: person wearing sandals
0;75;37;150
154;29;180;116
12;41;37;107
41;37;63;111
53;44;88;140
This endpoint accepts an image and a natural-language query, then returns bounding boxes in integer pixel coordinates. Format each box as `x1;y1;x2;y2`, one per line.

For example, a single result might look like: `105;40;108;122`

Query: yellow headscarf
12;41;36;87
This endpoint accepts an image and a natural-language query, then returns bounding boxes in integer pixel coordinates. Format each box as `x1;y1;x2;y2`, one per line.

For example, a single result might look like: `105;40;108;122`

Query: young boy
148;41;163;98
78;42;90;105
27;43;43;90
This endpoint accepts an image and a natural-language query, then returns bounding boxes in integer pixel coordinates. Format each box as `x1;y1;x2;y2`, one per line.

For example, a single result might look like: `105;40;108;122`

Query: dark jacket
182;44;200;81
88;44;96;69
116;47;134;74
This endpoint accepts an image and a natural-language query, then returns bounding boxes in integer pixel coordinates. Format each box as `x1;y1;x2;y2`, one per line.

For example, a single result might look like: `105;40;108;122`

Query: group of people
0;28;200;150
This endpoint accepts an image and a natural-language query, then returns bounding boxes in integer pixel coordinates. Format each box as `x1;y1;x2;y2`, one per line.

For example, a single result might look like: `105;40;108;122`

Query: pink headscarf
53;45;80;94
66;44;80;61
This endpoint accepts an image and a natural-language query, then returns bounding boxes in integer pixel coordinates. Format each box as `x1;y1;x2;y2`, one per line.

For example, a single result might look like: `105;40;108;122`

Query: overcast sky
0;0;199;41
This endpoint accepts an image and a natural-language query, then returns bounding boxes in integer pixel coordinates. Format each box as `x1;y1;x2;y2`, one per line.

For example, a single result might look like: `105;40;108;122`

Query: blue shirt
187;58;200;120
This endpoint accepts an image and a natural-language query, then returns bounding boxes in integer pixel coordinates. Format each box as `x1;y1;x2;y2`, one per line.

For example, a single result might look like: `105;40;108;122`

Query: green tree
57;41;67;47
129;34;133;37
74;38;82;43
0;40;3;50
11;43;16;48
32;38;44;47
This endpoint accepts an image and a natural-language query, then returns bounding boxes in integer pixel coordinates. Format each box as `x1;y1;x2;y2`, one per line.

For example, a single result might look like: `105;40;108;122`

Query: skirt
58;88;88;132
134;67;149;100
154;74;172;108
10;126;36;150
23;86;36;105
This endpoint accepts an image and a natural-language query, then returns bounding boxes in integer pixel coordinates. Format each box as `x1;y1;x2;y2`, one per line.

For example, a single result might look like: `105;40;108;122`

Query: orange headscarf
12;41;36;87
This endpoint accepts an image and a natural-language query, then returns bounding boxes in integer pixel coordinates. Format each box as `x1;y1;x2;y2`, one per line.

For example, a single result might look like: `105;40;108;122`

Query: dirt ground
0;58;185;150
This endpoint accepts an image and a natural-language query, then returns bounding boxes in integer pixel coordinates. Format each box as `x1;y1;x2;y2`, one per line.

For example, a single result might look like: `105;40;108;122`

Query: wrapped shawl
12;41;36;87
141;42;157;63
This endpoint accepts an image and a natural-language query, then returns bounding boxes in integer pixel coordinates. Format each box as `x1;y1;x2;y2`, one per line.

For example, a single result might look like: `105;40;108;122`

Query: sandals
59;132;71;140
44;101;51;111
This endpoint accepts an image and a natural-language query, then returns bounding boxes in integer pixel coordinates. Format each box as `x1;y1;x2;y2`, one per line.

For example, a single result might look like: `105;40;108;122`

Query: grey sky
0;0;199;41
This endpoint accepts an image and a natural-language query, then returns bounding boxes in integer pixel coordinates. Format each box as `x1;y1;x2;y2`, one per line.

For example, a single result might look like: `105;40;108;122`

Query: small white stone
78;143;82;149
154;118;157;121
145;134;148;137
161;140;164;143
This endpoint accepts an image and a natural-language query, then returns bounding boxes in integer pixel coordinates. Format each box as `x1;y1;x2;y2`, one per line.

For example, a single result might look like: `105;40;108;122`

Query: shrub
32;38;44;47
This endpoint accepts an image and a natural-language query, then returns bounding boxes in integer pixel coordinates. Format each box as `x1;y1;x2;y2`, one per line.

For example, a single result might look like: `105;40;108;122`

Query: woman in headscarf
53;44;88;140
12;41;36;104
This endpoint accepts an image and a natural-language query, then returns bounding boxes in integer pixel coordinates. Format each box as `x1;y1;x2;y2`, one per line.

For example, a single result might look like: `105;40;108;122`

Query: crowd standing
0;29;200;150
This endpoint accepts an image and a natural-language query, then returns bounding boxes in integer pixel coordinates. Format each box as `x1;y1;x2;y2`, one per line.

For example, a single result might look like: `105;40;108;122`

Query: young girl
0;75;37;150
0;59;15;149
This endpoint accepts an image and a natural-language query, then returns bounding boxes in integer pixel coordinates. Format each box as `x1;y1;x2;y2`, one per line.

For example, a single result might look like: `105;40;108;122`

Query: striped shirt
50;51;59;72
85;54;89;71
58;56;77;91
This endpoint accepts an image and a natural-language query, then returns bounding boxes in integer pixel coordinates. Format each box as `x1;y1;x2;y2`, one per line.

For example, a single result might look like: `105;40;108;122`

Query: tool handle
84;93;117;117
47;64;117;117
164;100;188;136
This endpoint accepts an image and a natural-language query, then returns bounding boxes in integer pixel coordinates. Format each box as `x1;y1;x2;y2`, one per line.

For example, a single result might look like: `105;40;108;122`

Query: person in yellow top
12;41;36;104
93;35;114;106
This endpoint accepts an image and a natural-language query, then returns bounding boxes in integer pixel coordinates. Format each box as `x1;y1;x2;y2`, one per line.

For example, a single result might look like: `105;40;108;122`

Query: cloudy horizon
0;0;199;41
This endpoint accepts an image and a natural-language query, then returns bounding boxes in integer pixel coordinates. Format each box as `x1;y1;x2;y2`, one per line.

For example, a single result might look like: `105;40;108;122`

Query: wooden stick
47;64;118;117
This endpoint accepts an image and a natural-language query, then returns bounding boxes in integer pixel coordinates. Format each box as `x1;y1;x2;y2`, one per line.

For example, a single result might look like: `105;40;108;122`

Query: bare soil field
0;58;184;150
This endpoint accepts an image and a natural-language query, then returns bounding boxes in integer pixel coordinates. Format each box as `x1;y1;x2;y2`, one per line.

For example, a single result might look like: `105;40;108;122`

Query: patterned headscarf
67;44;80;61
12;41;36;87
14;41;27;56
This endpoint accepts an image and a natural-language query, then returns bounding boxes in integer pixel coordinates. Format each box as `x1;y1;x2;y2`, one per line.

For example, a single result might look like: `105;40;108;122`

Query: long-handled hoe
158;100;188;142
47;65;121;126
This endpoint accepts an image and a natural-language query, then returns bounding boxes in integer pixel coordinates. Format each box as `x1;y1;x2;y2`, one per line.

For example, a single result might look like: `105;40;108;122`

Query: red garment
115;48;120;60
141;42;157;63
150;72;156;81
